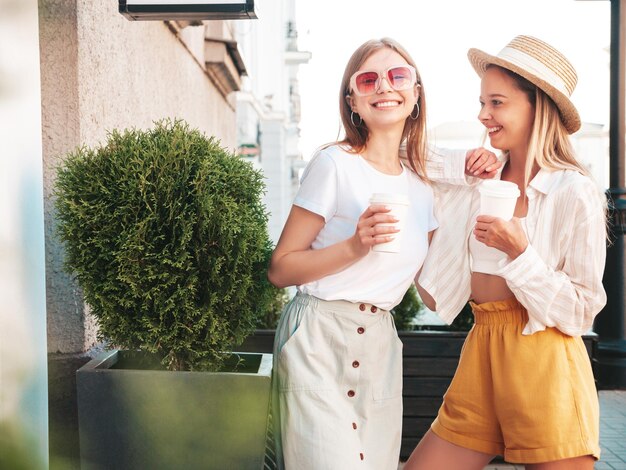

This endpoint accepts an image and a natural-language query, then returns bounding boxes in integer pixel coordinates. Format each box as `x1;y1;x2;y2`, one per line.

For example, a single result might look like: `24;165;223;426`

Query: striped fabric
420;151;607;337
420;147;475;184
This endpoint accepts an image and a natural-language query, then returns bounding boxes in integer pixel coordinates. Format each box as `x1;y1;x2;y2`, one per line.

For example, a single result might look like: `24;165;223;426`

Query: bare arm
268;204;398;288
415;230;436;311
416;146;501;184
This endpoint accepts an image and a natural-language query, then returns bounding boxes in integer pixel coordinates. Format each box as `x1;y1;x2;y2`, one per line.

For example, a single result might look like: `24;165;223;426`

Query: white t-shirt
294;144;438;310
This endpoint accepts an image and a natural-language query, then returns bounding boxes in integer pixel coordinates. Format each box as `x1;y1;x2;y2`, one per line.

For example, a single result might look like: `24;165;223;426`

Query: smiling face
347;48;418;132
478;66;535;157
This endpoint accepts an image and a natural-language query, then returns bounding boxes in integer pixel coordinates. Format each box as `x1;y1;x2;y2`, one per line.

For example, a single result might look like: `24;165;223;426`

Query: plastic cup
369;193;410;253
473;180;520;273
478;180;520;220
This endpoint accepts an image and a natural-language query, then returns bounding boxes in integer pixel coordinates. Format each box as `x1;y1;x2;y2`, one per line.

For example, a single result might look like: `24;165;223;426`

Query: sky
294;0;611;160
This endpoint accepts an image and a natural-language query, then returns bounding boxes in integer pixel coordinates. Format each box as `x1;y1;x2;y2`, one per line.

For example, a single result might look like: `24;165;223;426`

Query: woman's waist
296;285;398;312
292;292;391;319
469;296;529;324
298;262;420;310
470;272;514;305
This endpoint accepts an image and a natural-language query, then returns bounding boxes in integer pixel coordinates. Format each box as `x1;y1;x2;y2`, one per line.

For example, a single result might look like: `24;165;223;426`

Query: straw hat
467;35;580;134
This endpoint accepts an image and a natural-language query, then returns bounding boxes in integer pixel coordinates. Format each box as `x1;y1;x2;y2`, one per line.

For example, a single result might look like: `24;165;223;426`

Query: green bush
54;119;275;371
257;286;290;329
447;302;474;331
391;284;423;330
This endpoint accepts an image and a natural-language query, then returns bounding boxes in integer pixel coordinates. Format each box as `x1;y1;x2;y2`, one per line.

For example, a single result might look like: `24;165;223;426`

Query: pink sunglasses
349;65;418;96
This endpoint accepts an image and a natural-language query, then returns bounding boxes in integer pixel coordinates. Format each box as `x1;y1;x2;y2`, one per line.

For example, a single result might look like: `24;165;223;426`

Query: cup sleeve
293;150;338;222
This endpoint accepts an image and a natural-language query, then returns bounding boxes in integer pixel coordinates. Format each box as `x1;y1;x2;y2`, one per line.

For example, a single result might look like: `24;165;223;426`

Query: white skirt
271;292;403;470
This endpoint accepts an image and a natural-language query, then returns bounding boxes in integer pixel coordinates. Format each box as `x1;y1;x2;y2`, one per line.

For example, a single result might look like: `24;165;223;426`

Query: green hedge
391;284;423;331
55;120;276;371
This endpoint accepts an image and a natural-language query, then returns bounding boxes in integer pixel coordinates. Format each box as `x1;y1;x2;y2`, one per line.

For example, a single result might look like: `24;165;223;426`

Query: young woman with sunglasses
267;37;498;470
405;36;607;470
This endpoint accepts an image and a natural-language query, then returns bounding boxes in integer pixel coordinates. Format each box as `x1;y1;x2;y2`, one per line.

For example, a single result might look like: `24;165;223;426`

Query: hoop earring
350;111;362;127
410;103;420;120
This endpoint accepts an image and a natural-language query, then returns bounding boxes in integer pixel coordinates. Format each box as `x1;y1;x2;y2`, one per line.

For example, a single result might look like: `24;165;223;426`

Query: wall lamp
119;0;257;21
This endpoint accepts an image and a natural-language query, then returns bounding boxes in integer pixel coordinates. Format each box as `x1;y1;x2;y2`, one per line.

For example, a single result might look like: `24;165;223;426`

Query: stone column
0;0;49;466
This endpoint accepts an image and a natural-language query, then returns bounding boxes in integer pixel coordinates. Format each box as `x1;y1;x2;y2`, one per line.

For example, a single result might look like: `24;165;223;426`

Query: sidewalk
596;390;626;470
399;390;626;470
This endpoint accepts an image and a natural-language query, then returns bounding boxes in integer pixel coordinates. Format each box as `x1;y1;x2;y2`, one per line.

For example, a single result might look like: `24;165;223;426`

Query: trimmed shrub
391;284;423;331
447;302;474;331
257;287;290;330
55;119;275;371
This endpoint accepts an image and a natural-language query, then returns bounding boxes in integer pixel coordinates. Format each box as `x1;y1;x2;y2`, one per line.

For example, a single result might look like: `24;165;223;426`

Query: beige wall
41;0;238;353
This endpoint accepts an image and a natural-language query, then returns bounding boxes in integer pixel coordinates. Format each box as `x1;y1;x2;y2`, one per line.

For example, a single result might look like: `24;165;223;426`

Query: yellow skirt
431;297;600;464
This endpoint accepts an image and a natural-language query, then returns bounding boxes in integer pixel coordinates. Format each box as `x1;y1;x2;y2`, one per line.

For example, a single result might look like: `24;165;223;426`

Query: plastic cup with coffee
472;180;521;273
478;180;520;220
368;193;410;253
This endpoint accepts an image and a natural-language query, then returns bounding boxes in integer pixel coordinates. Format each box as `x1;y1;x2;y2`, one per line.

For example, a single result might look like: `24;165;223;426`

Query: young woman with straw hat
404;35;607;469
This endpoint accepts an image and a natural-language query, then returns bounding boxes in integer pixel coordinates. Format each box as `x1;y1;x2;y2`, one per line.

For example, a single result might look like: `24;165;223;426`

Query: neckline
357;154;405;177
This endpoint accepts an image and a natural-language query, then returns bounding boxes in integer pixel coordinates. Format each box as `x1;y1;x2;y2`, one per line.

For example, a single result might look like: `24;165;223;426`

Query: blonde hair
490;65;590;188
524;91;590;187
337;38;429;180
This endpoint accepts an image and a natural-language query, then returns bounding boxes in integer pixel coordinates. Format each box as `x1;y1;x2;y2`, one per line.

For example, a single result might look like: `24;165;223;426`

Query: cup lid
369;192;410;205
478;180;520;198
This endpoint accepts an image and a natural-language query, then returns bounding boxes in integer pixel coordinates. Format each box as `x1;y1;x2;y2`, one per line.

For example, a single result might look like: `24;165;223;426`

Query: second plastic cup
369;193;410;253
478;180;520;219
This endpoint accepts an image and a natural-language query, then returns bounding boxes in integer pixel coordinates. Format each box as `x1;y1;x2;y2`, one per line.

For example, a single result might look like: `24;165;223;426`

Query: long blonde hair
493;65;590;188
337;38;429;180
525;92;591;186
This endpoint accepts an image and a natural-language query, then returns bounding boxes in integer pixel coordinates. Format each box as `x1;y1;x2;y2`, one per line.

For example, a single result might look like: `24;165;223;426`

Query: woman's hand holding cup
473;215;528;259
350;204;399;257
473;180;526;259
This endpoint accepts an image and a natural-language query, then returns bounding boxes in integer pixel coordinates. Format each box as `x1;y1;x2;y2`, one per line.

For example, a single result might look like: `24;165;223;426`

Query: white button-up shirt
419;149;607;336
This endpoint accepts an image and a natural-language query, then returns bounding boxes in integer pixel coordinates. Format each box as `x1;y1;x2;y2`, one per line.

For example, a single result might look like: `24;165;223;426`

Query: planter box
77;350;272;470
240;329;598;461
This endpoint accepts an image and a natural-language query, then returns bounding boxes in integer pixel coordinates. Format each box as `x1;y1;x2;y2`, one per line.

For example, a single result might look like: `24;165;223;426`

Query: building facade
234;0;310;243
38;2;258;465
41;1;247;357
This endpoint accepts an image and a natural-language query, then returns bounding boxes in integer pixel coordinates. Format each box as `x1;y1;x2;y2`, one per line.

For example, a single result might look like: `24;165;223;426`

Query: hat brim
467;48;581;134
